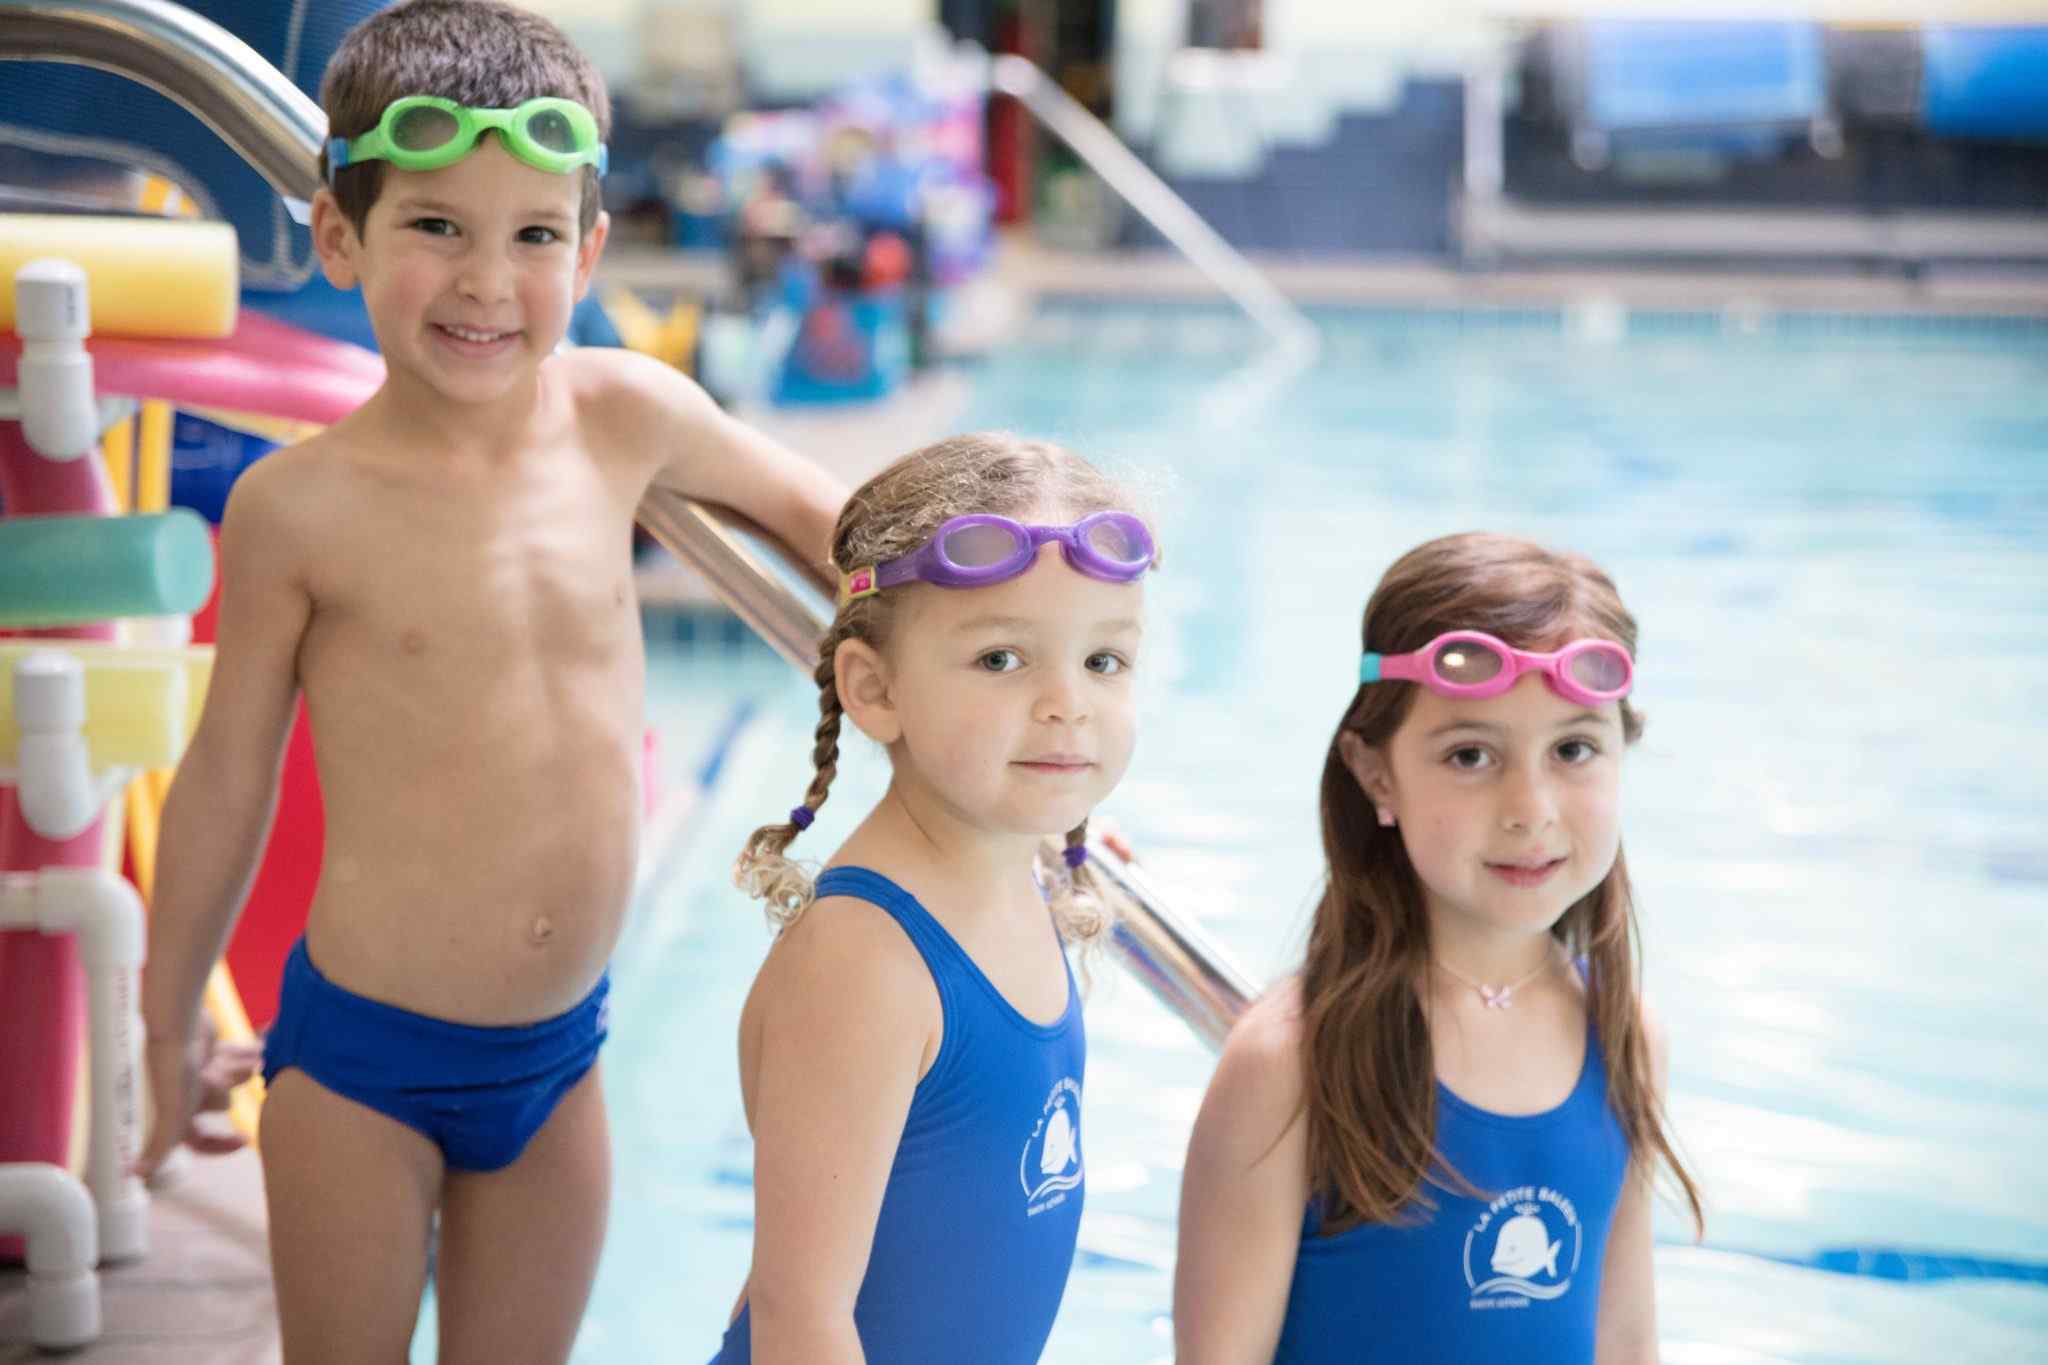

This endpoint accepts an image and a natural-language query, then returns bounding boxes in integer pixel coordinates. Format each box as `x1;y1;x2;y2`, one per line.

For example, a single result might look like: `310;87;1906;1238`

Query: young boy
135;2;847;1360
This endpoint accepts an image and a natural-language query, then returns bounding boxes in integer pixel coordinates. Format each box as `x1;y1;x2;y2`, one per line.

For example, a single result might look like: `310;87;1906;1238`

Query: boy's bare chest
301;464;640;681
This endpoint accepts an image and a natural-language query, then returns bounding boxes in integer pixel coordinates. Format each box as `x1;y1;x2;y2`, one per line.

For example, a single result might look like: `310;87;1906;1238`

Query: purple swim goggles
841;512;1157;602
1361;630;1633;707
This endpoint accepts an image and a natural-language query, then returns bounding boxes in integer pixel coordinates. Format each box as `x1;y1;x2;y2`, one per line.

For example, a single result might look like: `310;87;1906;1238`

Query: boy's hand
136;1018;261;1178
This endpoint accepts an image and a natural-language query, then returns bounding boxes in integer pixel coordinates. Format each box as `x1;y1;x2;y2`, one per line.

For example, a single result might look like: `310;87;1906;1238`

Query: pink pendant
1478;985;1513;1009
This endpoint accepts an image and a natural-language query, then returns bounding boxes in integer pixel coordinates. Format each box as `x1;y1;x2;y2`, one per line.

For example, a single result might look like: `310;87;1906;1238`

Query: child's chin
1027;804;1100;843
428;357;538;399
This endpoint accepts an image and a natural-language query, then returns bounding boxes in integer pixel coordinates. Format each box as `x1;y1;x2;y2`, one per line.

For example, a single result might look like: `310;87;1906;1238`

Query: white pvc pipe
0;1163;102;1348
9;651;134;842
0;868;149;1262
11;259;98;462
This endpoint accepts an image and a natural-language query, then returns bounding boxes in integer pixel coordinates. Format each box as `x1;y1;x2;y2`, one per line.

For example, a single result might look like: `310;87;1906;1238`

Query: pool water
581;302;2048;1362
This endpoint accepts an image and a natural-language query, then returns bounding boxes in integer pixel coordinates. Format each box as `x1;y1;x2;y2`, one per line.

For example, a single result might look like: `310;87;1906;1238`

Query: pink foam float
2;311;383;426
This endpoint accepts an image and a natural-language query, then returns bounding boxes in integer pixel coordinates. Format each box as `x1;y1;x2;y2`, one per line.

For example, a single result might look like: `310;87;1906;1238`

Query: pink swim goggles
842;512;1157;602
1360;631;1633;706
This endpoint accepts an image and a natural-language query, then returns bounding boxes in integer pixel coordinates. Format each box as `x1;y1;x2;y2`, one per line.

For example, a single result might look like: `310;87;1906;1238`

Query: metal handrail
988;53;1319;363
0;0;327;204
1092;842;1254;1049
633;494;835;672
2;0;1261;1051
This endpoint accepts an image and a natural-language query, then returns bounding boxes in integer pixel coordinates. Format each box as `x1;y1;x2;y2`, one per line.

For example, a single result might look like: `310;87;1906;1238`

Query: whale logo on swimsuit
1020;1077;1084;1209
1489;1209;1561;1280
1040;1102;1076;1175
1463;1188;1580;1305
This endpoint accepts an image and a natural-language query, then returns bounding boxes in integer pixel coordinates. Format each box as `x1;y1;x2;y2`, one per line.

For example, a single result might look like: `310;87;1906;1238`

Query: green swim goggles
326;95;608;182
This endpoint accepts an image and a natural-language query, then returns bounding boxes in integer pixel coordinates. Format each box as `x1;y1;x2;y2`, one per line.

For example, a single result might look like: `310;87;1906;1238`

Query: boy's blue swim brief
261;937;609;1172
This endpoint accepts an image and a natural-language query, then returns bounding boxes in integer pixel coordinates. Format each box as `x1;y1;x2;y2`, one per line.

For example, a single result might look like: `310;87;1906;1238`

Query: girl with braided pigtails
711;432;1158;1365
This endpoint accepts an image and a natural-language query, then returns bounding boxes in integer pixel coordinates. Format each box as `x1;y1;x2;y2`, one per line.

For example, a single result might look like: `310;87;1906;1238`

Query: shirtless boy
135;3;845;1360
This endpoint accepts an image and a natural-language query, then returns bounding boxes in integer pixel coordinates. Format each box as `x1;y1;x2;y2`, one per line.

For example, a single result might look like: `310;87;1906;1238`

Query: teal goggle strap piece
327;95;608;183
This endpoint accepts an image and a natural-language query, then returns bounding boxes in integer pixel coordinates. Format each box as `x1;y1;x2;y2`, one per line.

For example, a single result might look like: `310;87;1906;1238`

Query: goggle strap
877;555;925;590
841;565;881;603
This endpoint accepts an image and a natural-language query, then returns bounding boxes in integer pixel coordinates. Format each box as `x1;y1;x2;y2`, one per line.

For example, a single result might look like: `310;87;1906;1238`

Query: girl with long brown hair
1175;532;1702;1364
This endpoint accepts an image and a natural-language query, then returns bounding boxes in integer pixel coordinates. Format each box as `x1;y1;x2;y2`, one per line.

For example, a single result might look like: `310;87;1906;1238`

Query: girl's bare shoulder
752;892;940;1022
1206;976;1310;1132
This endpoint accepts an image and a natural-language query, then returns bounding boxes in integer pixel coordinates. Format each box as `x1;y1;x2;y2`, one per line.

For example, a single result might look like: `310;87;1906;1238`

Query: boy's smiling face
316;136;607;406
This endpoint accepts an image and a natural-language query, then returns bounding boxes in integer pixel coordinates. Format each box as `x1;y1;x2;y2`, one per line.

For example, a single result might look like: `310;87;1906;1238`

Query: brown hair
318;0;610;236
1302;532;1703;1236
732;431;1136;946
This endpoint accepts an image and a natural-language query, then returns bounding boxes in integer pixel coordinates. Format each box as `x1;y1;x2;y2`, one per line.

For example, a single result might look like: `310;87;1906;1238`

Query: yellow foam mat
0;215;238;338
0;642;214;769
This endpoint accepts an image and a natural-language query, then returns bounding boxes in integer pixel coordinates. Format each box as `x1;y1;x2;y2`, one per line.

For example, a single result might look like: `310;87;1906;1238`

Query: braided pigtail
1041;817;1112;950
734;630;849;929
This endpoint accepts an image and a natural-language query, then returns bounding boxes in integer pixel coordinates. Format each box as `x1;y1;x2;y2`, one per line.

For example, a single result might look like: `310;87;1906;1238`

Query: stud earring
1376;807;1396;828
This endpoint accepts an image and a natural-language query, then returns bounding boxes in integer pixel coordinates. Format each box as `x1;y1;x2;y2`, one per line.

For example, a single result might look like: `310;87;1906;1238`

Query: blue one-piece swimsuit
261;937;609;1172
1273;1017;1630;1364
711;866;1087;1365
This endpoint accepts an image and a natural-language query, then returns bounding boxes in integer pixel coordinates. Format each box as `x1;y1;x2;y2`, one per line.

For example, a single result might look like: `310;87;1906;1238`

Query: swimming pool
589;300;2048;1362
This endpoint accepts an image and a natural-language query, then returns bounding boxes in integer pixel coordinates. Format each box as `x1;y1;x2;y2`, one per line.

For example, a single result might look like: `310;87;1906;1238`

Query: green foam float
0;509;216;628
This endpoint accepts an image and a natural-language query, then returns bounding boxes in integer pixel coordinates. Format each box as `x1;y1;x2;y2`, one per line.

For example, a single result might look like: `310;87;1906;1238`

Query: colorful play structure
0;205;384;1350
0;0;380;1345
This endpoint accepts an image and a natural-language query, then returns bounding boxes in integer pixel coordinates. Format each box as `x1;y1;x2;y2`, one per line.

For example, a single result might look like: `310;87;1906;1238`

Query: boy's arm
744;897;935;1365
591;350;847;588
1174;984;1311;1365
137;457;312;1174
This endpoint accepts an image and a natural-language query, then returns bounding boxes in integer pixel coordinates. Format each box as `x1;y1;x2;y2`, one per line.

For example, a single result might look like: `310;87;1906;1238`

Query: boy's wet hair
734;431;1137;948
319;0;610;237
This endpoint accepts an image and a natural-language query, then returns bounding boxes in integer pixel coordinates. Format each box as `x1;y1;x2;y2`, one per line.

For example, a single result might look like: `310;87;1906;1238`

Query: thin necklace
1434;947;1556;1010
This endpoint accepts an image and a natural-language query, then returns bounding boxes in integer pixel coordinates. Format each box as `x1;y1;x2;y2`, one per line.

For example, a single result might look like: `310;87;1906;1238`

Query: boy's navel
401;628;427;655
528;914;556;946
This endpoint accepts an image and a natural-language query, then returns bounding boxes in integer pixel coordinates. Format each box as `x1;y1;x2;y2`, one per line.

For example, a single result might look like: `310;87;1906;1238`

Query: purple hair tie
790;805;815;830
1062;844;1087;870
